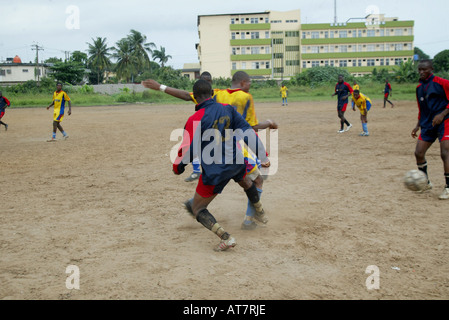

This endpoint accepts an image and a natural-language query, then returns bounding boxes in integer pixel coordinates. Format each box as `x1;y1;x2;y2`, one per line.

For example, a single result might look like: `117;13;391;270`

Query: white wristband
159;85;167;92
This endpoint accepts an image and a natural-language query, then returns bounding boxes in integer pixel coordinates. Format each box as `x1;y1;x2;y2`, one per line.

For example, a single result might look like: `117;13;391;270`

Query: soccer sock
52;132;56;139
417;162;429;181
362;123;368;133
244;188;263;223
192;158;201;173
445;173;449;187
196;208;229;240
62;131;67;137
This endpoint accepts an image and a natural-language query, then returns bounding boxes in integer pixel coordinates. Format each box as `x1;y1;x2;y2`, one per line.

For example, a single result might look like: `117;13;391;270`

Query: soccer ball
403;170;428;191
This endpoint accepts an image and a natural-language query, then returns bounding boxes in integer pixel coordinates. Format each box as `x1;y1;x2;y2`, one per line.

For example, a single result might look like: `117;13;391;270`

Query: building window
302;32;306;39
252;62;260;69
324;31;329;38
231;32;236;40
251;32;259;39
311;31;320;39
273;38;283;45
0;70;5;76
395;44;403;51
303;61;307;68
231;18;236;24
339;30;348;38
394;28;403;36
358;59;362;67
232;62;236;70
330;60;334;67
380;59;384;66
241;62;246;69
394;58;403;66
286;45;300;52
287;60;300;66
311;61;320;67
352;60;357;67
367;44;375;52
367;30;375;37
232;48;237;55
339;60;348;67
312;46;319;53
250;18;259;24
265;62;270;69
251;47;260;54
340;45;348;53
273;53;283;59
22;69;29;72
285;31;299;37
367;59;375;66
265;31;270;38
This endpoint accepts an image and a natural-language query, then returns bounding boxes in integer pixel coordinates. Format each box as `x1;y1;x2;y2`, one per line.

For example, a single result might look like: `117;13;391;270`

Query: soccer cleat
254;209;268;224
184;199;195;218
241;220;258;230
47;138;57;142
215;236;237;252
4;124;8;131
418;181;433;193
185;172;200;182
439;187;449;200
63;135;69;140
359;132;370;136
345;124;353;132
337;129;345;134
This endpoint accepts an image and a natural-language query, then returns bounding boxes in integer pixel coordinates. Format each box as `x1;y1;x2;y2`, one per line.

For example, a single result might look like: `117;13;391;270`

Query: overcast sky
1;0;448;69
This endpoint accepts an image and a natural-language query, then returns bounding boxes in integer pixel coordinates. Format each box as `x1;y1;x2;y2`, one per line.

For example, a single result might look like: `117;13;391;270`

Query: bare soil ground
1;99;448;300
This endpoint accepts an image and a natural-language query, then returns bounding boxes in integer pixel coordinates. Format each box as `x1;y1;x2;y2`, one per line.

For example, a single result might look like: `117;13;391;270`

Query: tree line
46;29;173;85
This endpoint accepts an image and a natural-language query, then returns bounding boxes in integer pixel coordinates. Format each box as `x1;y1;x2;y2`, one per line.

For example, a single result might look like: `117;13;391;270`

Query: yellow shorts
53;108;64;122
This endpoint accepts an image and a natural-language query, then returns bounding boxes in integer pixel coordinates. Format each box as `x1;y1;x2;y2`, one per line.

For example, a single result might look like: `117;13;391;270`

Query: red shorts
0;111;4;119
195;167;247;198
338;103;348;112
384;93;390;99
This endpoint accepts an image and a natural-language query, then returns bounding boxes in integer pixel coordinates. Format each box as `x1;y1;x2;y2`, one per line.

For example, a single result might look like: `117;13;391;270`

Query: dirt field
1;99;448;301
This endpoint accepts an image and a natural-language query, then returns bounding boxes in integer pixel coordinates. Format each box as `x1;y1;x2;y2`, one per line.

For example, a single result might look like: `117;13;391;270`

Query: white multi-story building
196;10;414;79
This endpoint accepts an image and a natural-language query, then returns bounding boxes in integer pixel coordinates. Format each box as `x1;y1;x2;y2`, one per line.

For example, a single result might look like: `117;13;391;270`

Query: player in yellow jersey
280;84;288;106
46;82;72;142
213;71;277;229
353;81;360;91
351;90;372;136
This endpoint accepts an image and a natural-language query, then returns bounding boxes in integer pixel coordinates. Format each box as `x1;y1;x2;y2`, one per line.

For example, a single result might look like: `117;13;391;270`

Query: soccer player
351;90;372;136
141;72;217;182
332;75;353;133
0;91;11;131
213;71;277;229
411;60;449;200
46;82;71;142
280;84;288;106
384;79;394;108
174;79;269;251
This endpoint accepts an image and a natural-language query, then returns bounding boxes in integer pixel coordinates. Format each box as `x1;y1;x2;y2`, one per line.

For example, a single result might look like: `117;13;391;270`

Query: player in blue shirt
332;75;353;133
173;79;269;251
411;60;449;200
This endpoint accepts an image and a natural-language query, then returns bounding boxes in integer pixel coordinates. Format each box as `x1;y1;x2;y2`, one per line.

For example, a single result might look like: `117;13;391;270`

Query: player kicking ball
173;80;269;251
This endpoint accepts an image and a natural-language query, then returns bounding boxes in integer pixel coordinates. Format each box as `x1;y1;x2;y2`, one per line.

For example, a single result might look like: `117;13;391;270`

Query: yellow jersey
52;90;70;122
280;86;288;98
352;93;372;116
213;88;258;127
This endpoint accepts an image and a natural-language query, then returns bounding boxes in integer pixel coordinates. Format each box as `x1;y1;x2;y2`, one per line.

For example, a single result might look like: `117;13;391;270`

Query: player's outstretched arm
141;79;193;102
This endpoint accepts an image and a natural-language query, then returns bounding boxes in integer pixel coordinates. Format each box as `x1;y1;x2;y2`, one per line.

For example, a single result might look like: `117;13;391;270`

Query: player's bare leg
439;140;449;200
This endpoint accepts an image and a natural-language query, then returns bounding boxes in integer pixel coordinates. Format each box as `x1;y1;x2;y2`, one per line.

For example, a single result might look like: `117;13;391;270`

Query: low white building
0;56;51;85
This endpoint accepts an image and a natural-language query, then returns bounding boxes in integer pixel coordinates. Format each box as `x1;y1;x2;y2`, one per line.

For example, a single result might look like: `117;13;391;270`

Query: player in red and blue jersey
383;79;394;108
0;91;11;131
332;75;353;133
411;60;449;200
173;79;269;251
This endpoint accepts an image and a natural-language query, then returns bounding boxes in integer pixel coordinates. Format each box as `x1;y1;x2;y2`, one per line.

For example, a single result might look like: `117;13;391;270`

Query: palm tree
111;38;138;83
152;46;172;68
86;37;112;84
127;29;156;72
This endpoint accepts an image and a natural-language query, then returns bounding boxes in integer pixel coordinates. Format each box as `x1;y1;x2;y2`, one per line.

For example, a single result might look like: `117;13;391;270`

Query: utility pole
31;43;44;85
334;0;337;24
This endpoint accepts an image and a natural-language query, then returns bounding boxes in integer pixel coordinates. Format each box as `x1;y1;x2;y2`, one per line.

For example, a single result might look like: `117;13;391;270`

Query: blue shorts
419;118;449;143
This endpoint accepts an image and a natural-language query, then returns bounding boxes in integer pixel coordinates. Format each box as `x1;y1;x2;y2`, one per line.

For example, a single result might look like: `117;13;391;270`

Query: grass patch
3;82;417;108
